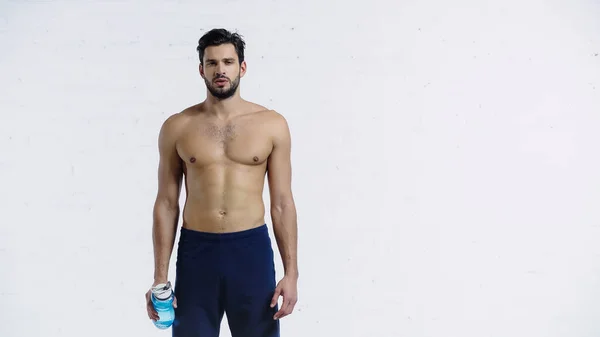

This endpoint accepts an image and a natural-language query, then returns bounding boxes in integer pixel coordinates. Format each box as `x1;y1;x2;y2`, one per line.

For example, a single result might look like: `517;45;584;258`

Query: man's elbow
271;195;295;214
153;196;180;220
156;195;179;209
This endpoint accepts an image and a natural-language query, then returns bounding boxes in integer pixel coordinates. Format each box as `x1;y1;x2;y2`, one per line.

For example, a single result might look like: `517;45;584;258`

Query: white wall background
1;0;600;336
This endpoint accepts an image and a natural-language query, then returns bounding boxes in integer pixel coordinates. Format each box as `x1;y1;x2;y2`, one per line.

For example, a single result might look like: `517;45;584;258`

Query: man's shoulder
246;102;287;125
161;105;198;129
251;107;290;140
158;106;199;143
265;109;289;129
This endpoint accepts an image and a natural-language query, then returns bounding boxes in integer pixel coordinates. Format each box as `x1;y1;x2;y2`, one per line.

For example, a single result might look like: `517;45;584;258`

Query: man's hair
196;28;246;65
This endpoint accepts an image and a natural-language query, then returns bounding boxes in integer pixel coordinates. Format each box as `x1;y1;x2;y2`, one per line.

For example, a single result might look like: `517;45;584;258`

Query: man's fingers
273;296;297;320
270;288;281;308
173;296;178;308
274;298;286;319
274;307;285;320
274;302;291;320
147;306;158;321
145;290;160;321
274;298;290;320
272;291;285;319
285;300;296;316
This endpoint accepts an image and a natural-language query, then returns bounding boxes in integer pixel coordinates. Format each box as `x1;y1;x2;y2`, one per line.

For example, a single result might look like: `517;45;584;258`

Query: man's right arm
152;115;184;285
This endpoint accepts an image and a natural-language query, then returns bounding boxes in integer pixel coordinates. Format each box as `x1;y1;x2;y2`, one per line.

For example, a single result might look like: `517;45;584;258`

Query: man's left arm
267;112;298;320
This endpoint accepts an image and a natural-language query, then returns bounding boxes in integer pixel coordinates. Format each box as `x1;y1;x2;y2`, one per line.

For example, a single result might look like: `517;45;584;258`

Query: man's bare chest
176;121;273;166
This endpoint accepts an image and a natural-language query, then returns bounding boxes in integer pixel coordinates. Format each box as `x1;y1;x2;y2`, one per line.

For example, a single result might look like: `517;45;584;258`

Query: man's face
200;43;246;100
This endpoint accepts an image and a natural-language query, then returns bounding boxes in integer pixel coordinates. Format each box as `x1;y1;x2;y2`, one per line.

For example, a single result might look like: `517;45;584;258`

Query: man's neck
203;93;245;120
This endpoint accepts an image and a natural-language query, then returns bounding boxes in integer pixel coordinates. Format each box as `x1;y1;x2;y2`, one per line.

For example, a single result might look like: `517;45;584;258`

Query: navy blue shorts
172;224;280;337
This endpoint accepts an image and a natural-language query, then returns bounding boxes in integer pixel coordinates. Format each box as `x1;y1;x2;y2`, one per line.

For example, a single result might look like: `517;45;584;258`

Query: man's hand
145;282;177;321
270;275;298;320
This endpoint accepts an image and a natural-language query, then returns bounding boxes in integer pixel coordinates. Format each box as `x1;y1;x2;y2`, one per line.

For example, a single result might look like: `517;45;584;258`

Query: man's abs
181;165;267;233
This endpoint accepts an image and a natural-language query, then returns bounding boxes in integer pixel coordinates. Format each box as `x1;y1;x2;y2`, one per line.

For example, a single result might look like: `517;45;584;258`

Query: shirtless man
144;28;298;337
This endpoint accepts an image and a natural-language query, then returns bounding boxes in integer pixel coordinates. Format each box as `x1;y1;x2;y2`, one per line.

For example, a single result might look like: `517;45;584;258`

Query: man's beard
205;74;240;100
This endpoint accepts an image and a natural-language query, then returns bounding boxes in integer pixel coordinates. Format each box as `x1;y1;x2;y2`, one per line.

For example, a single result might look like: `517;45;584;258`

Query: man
144;28;299;337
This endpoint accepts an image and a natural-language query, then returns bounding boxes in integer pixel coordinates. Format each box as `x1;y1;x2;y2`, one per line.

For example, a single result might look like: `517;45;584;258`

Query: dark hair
196;28;246;65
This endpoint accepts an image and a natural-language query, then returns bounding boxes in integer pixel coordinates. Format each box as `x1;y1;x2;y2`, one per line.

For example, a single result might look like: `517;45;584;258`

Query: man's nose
215;63;225;76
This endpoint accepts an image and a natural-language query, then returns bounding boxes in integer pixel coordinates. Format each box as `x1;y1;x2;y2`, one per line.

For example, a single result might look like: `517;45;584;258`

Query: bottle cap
151;281;173;300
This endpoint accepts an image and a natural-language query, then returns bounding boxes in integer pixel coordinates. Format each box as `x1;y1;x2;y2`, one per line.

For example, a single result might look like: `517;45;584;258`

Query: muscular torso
173;104;276;233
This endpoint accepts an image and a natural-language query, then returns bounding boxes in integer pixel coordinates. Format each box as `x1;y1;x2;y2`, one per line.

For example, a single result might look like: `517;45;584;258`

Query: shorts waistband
180;224;268;241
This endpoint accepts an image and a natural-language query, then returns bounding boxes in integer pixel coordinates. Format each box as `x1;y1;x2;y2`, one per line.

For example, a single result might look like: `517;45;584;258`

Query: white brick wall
1;1;600;336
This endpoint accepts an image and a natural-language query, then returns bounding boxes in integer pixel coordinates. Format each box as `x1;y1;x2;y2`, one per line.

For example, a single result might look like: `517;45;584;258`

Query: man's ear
199;63;205;79
240;60;247;78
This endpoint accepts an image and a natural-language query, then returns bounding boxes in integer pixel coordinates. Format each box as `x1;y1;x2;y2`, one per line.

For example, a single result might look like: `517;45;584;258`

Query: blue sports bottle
151;281;175;329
